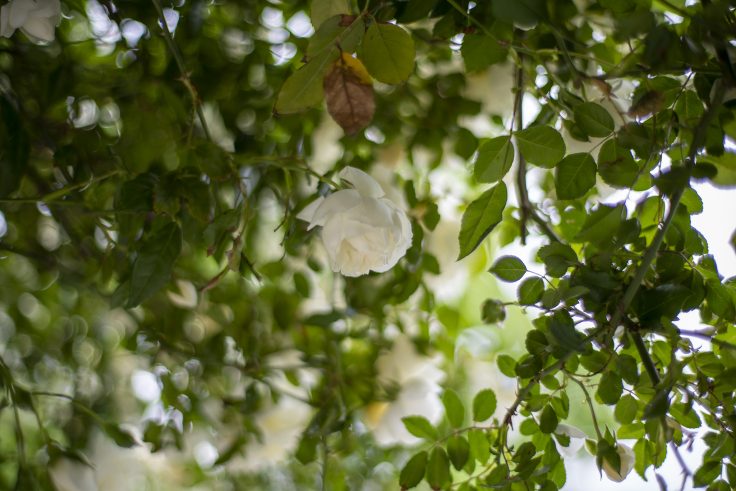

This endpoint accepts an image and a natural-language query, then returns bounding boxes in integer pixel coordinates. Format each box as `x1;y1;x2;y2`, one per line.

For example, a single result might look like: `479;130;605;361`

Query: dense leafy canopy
1;0;736;490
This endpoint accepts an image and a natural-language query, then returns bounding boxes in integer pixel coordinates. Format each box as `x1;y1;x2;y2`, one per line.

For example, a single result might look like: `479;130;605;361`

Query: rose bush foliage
0;0;735;490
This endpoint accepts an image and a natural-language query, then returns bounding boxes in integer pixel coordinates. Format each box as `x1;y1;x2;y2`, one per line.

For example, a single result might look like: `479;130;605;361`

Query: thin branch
630;331;661;385
669;441;692;490
0;169;120;204
678;329;736;351
151;0;212;142
512;65;562;244
568;376;604;439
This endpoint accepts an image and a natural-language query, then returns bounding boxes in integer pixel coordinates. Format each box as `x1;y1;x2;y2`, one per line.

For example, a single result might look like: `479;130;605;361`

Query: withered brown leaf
324;53;375;135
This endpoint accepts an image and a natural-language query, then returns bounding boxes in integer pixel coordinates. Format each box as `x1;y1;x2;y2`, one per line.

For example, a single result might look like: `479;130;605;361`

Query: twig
150;0;212;142
678;329;736;351
568;376;604;439
0;169;120;204
512;65;562;244
669;441;692;491
630;331;660;385
320;437;329;491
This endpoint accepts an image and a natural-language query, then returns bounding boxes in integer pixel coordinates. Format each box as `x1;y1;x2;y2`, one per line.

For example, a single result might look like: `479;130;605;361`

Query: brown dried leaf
324;54;375;135
628;90;664;118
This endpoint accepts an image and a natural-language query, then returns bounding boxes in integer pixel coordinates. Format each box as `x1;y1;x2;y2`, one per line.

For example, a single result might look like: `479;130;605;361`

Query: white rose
298;166;413;277
0;0;61;43
554;424;587;458
602;443;635;482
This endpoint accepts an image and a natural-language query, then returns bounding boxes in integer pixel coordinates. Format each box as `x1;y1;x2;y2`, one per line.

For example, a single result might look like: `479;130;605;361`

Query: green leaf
398;0;439;23
310;0;350;28
694;461;722;488
518;277;544;305
674;90;704;128
555;153;597;200
359;22;415;84
474;136;514;183
468;429;491;464
574;102;615;138
0;97;30;198
447;435;470;471
481;299;506;324
617;422;646;439
614;395;638;424
701;152;736;187
457;182;507;260
295;434;319;464
402;415;439;440
126;220;182;308
490;255;527;282
597;139;639;189
596;372;623;406
706;279;736;321
307;14;365;58
399;451;428;489
427;447;451;489
491;0;545;28
539;405;558;434
572;204;625;244
442;390;465;428
461;33;508;72
549;310;583;353
472;389;497;422
516;126;566;168
642;389;670;419
497;355;517;378
670;402;701;429
275;51;337;114
104;423;138;448
537;243;578;277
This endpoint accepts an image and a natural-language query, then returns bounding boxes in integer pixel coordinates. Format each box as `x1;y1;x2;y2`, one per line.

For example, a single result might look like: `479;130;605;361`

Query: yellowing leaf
324;54;375;135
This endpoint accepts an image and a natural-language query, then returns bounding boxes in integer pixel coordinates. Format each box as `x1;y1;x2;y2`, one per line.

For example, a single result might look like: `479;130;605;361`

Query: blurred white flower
298;167;412;277
166;280;198;310
309;115;343;174
0;0;61;43
554;423;587;458
462;64;516;127
200;103;234;152
601;443;635;482
49;431;176;491
225;350;314;473
363;335;444;447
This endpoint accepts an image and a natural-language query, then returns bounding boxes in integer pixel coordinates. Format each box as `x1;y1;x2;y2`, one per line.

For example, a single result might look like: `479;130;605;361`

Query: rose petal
8;0;34;29
602;443;635;482
32;0;61;17
339;166;385;198
0;5;14;37
309;189;361;228
296;196;325;224
21;16;54;42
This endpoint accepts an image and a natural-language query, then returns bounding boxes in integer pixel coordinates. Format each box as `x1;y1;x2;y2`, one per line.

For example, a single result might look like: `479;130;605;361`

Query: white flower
554;424;587;458
225;393;312;473
49;431;176;491
363;335;444;447
225;351;314;473
602;443;635;482
298;166;413;277
0;0;61;43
